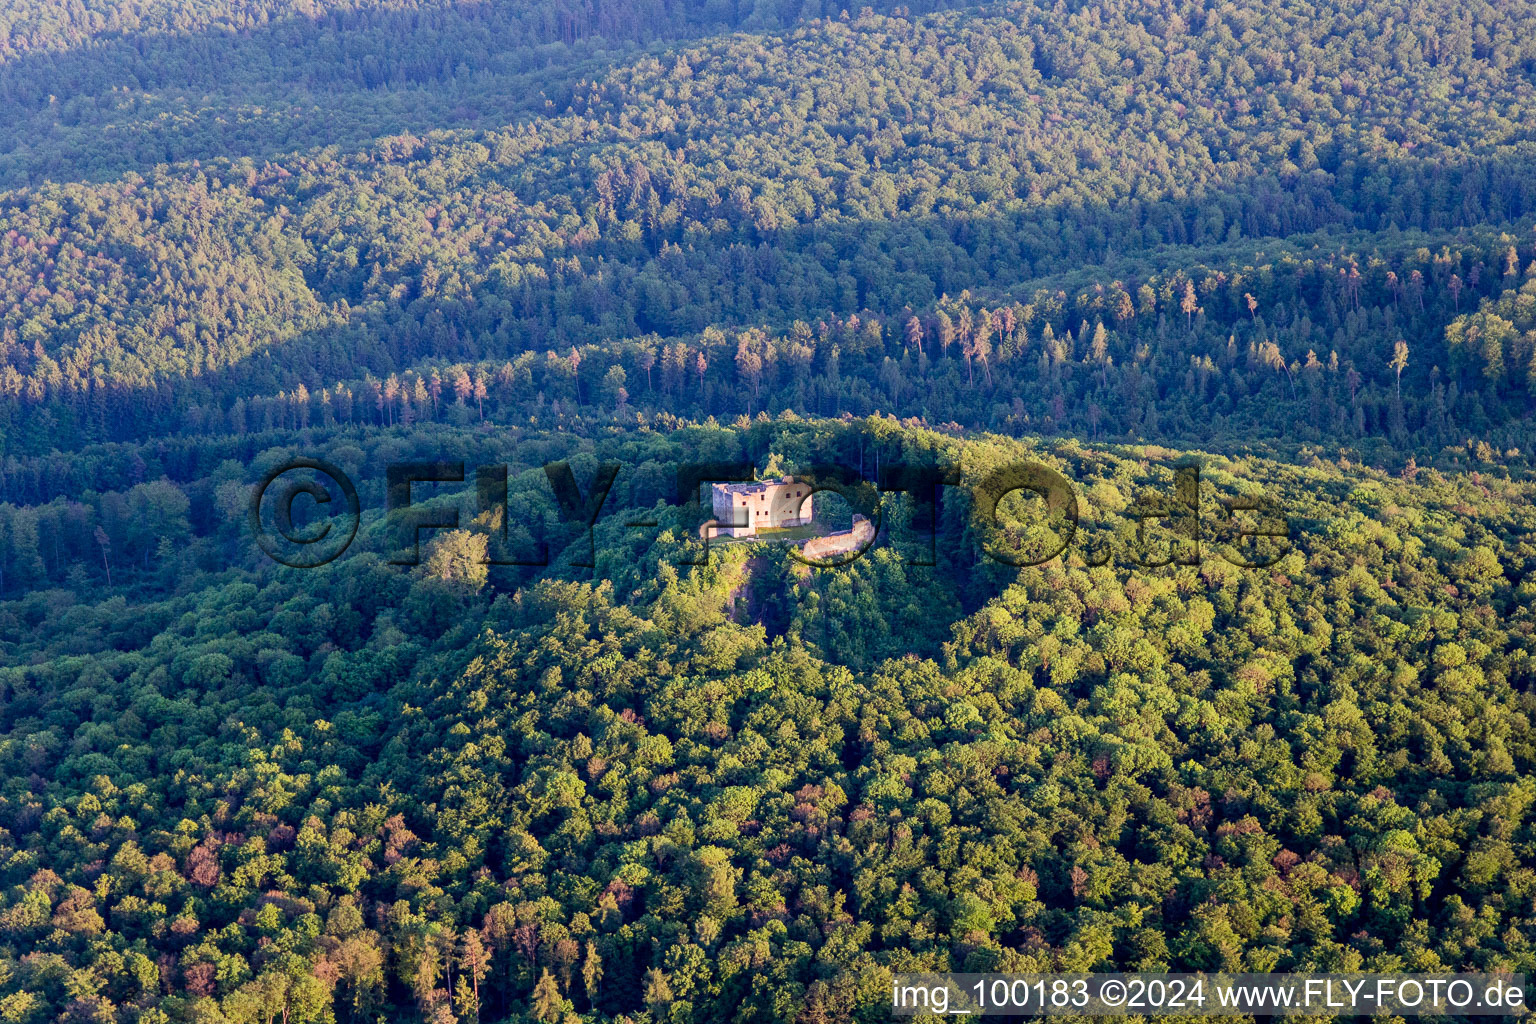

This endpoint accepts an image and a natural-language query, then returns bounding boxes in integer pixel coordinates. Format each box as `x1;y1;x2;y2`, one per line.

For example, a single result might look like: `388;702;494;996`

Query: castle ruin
711;477;811;537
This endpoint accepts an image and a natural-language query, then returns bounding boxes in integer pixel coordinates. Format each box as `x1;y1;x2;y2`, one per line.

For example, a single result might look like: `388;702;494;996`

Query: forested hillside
3;0;1536;1021
5;0;1536;458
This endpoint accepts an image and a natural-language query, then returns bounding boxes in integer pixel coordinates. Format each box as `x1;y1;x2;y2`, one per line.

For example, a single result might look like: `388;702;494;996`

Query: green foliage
6;0;1536;1019
4;421;1536;1022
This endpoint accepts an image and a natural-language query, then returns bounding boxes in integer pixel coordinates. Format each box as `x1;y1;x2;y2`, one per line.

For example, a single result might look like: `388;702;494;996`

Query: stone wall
800;514;875;561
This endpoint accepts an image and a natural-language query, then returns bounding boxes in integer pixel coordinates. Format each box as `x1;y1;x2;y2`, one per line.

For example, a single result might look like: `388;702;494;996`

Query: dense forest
3;0;1536;1021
